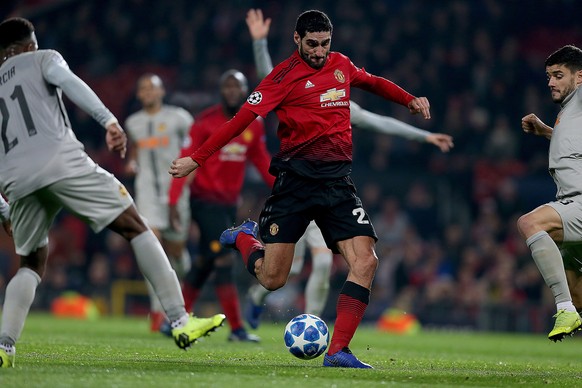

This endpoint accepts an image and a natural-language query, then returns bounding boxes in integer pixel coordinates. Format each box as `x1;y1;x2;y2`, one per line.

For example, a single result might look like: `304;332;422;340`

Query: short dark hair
545;45;582;72
0;17;34;50
295;10;333;39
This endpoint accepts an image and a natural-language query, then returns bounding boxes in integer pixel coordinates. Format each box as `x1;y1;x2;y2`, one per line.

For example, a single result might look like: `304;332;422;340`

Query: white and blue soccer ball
284;313;329;360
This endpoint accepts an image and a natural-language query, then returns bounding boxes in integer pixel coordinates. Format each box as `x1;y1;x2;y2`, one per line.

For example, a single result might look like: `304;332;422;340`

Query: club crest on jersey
119;184;128;197
157;123;167;132
269;223;279;236
305;80;315;88
247;91;262;105
334;69;345;83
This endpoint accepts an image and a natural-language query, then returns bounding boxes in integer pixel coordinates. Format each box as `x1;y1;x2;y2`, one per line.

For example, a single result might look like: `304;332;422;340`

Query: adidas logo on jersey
305;80;315;88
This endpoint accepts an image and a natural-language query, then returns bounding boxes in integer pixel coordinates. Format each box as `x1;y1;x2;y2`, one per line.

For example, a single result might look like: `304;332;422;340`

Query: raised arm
246;9;274;78
246;8;451;152
350;101;453;152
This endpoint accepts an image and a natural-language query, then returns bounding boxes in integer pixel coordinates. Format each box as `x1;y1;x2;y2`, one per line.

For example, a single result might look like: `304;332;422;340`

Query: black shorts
190;199;237;259
259;171;377;253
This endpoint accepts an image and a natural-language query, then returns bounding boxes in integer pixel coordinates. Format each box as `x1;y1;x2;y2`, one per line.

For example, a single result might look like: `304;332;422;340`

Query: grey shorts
10;166;133;255
136;189;190;242
547;196;582;244
547;196;582;274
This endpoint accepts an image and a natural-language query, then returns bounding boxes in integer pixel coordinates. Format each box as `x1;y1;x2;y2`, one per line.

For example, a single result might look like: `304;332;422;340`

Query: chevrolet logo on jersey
320;88;348;107
320;88;346;102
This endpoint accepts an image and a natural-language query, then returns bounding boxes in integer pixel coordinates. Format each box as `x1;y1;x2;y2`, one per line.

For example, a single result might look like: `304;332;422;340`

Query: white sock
305;251;332;316
0;343;15;355
557;301;577;313
171;313;189;329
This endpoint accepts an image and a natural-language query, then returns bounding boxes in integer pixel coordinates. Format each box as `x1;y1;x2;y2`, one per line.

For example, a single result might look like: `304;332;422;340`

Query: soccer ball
284;314;329;360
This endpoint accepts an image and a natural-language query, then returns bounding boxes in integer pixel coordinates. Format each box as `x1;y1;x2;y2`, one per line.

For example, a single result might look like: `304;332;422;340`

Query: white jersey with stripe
549;86;582;199
125;106;193;208
0;49;116;202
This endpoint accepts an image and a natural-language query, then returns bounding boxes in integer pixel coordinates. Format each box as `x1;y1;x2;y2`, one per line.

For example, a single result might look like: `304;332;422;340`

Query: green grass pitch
1;313;582;387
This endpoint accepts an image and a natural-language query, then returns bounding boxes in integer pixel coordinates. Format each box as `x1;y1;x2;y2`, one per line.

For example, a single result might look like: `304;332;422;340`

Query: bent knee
261;276;287;292
516;213;537;237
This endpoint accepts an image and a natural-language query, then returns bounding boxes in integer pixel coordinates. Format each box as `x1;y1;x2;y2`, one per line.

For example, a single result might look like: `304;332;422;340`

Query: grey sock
131;230;185;321
527;231;572;304
0;267;41;345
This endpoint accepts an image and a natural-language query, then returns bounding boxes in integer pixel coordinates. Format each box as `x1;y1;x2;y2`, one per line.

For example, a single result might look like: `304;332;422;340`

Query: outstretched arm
43;51;126;157
169;108;258;178
522;113;553;139
246;8;448;151
350;101;453;152
246;9;274;78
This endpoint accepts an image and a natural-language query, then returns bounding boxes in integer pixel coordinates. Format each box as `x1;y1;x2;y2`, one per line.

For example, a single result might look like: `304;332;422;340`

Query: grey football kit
125;106;193;240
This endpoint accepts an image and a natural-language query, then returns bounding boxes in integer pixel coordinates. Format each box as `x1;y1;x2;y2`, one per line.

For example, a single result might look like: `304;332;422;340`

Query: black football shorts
259;171;377;253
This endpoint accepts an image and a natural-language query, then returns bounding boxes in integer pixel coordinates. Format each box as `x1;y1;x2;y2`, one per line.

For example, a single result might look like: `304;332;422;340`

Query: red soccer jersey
169;105;274;206
191;50;415;179
244;50;415;178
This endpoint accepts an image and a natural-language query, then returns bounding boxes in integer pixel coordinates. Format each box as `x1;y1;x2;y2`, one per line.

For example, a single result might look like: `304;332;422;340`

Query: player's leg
162;195;192;278
517;202;580;341
164;239;191;277
143;227;167;332
55;170;224;349
322;235;376;369
219;218;297;289
181;201;230;312
317;177;377;368
0;189;60;367
214;253;260;342
303;223;332;316
245;226;308;329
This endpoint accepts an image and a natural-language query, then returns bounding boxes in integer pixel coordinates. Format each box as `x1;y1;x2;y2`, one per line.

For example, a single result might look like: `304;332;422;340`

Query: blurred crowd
1;0;581;332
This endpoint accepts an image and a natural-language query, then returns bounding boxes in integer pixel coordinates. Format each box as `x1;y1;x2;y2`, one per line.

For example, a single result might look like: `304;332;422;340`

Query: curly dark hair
295;10;332;39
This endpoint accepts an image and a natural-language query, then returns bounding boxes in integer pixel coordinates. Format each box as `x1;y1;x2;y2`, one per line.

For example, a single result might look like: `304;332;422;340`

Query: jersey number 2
0;85;37;153
352;207;370;224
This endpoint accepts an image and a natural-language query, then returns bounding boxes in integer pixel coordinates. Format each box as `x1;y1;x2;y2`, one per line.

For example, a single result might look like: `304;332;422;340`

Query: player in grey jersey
244;8;454;330
0;17;224;369
518;45;582;342
125;74;194;332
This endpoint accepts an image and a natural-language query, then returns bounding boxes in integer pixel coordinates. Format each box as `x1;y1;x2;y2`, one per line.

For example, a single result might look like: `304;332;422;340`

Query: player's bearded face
546;64;581;103
297;31;331;70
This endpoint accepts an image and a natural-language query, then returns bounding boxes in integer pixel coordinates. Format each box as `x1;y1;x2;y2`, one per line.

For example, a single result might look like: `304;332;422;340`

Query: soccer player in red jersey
169;10;431;368
168;69;274;342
